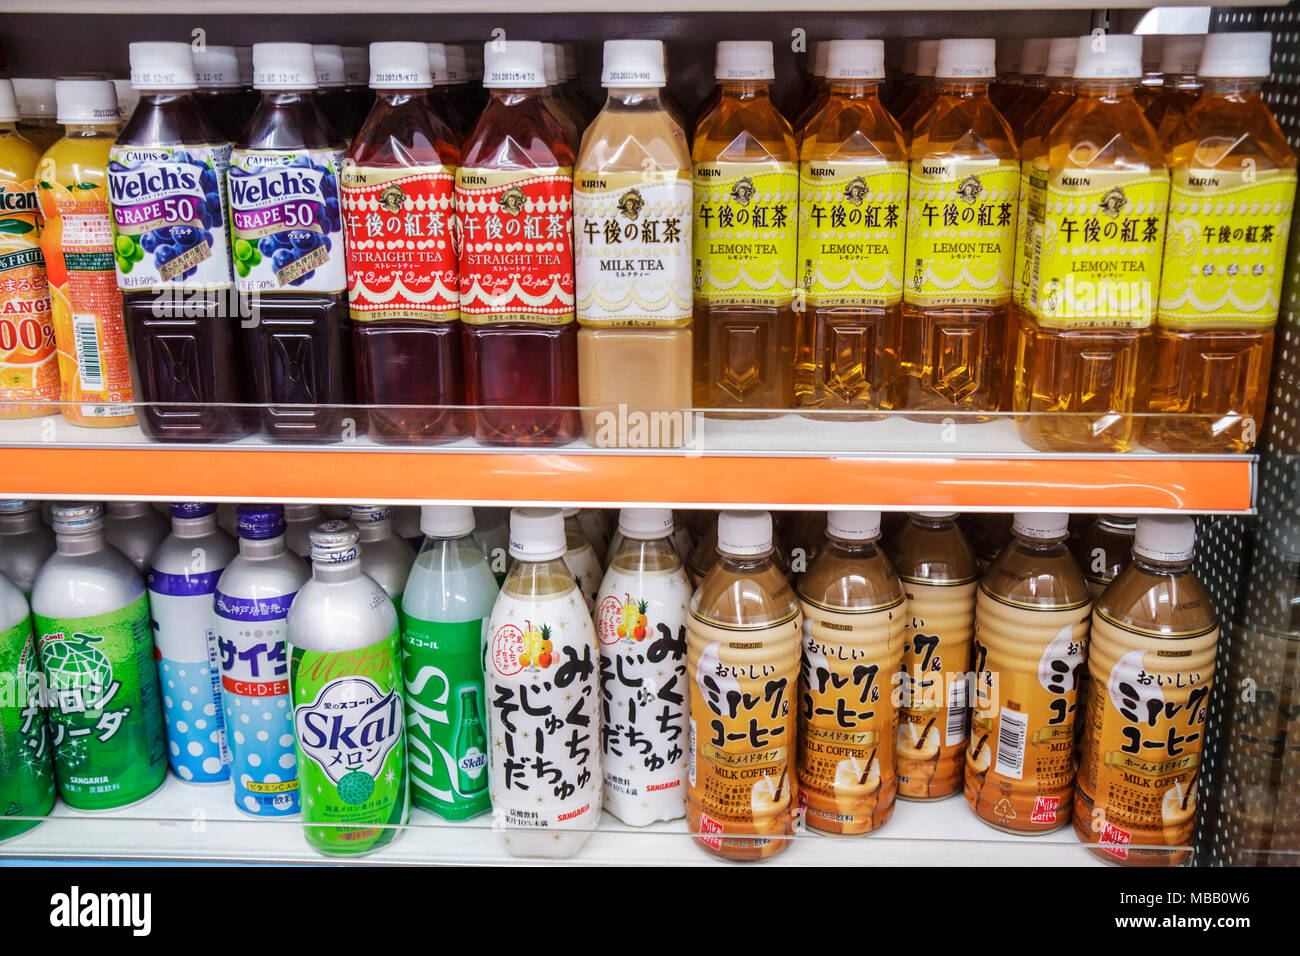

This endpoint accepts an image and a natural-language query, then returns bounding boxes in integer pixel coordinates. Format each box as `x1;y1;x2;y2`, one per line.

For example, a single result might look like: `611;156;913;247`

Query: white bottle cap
508;507;566;561
483;39;547;89
1073;33;1142;81
936;38;996;80
1012;512;1070;539
444;44;467;84
236;47;254;85
113;78;139;120
827;40;885;81
913;510;957;519
51;501;103;535
420;505;476;538
715;41;775;82
809;41;830;79
827;510;883;542
562;43;580;81
283;503;321;521
313;44;346;88
129;42;197;91
1134;515;1196;563
1141;34;1164;73
12;78;56;119
1199;32;1272;79
55;79;118;125
194;45;241;88
1161;34;1205;75
717;510;773;557
995;38;1020;75
618;508;674;540
0;80;18;124
542;43;562;85
309;519;361;565
1046;37;1077;78
254;42;318;91
369;42;432;89
916;39;940;78
601;39;666;88
902;39;921;76
342;46;368;86
426;43;451;86
1020;38;1053;77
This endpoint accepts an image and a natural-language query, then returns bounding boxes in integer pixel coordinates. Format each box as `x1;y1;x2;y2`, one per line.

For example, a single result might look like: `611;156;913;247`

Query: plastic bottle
999;37;1052;141
790;41;829;132
112;79;139;128
473;507;510;584
11;79;60;153
562;507;602;611
236;47;257;115
232;42;353;443
460;43;489;116
194;45;254;141
443;45;482;134
288;519;408;855
894;40;940;144
1145;34;1205;141
541;43;582;153
0;570;55;840
347;504;415;605
989;38;1022;114
886;39;923;118
483;508;601;857
283;503;321;559
426;42;469;145
31;502;167;810
0;500;55;594
1072;514;1136;598
341;46;375;128
456;39;580;447
214;504;309;816
147;502;236;783
103;500;169;573
312;45;357;142
399;505;497;820
1134;35;1165;113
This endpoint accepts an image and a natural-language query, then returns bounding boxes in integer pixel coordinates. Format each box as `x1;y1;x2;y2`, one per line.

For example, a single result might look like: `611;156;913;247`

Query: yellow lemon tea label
797;161;907;307
693;162;797;306
904;158;1018;307
1024;167;1170;329
1158;167;1296;328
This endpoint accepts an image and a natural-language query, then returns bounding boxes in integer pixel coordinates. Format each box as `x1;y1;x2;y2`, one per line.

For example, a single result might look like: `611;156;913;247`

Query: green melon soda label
0;615;56;839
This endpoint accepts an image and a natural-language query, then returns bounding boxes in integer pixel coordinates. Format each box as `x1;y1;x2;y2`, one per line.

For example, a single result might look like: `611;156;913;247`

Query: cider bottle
795;40;906;414
902;39;1018;418
1147;32;1296;453
1014;34;1169;452
1144;34;1205;141
999;37;1052;141
894;39;940;144
692;40;798;413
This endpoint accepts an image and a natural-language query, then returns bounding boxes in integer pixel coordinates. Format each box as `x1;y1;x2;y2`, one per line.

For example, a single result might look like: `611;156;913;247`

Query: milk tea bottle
887;512;978;799
1074;516;1218;865
0;500;55;593
687;510;801;860
797;511;905;834
967;513;1091;833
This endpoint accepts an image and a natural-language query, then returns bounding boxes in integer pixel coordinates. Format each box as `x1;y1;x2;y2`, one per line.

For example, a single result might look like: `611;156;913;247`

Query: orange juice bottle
894;40;940;144
1147;32;1296;453
36;80;136;428
1145;34;1205;144
1014;34;1168;452
902;38;1018;418
795;39;907;413
999;37;1052;140
0;79;58;419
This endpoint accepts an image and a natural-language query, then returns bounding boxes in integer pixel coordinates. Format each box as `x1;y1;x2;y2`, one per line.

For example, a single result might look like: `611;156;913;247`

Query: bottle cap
236;47;254;85
312;44;346;88
717;510;773;557
915;39;940;79
55;79;118;125
715;41;775;81
420;505;475;538
601;39;666;88
827;510;882;541
1020;38;1053;77
827;40;885;81
0;80;17;124
618;508;674;540
1160;33;1205;75
347;504;393;525
1046;37;1077;78
936;38;996;80
542;43;562;85
508;507;566;561
254;42;318;91
809;41;830;79
912;510;957;519
194;45;241;88
236;504;286;541
12;77;56;119
51;502;103;535
342;46;369;86
283;503;321;521
1134;515;1196;563
0;498;34;514
426;43;451;86
309;519;361;564
171;502;216;520
1012;512;1070;539
129;42;197;91
369;41;432;89
1199;32;1272;79
995;38;1020;75
113;78;139;120
444;44;467;84
483;39;547;89
1072;33;1142;80
902;39;921;76
1141;34;1164;73
562;43;580;81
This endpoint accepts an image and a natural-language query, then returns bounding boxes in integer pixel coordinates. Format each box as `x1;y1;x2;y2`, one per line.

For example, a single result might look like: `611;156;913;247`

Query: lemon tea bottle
894;40;940;144
1148;32;1296;453
903;39;1018;417
1014;34;1169;452
791;42;829;134
885;40;920;117
1145;34;1205;143
692;41;798;412
999;37;1052;140
1134;35;1165;113
989;39;1021;114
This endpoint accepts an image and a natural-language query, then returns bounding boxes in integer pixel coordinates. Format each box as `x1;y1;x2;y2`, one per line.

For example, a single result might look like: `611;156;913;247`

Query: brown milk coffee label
897;578;977;800
687;607;801;861
1073;610;1218;865
967;587;1091;833
796;593;905;834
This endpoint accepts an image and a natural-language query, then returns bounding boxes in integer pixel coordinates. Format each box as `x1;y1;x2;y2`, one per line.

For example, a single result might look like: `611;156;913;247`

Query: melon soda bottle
456;39;580;447
795;39;907;413
902;38;1019;418
1014;34;1169;452
0;567;56;842
193;45;253;142
232;42;353;443
0;500;55;594
574;39;693;445
1147;32;1296;453
341;41;466;444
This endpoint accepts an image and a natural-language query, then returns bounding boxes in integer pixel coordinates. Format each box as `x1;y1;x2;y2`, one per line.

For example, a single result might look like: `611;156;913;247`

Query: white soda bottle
484;508;601;857
104;501;169;573
563;508;603;612
0;500;54;593
473;508;510;585
347;505;416;605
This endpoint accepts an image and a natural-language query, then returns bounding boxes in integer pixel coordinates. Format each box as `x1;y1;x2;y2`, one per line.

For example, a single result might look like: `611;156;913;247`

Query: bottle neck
377;88;432;105
1021;74;1049;91
1075;78;1139;99
488;86;544;106
827;79;882;99
56;530;105;556
240;534;287;559
718;551;773;574
937;78;991;97
171;515;218;538
312;556;361;583
826;537;882;559
357;521;393;542
1132;554;1193;576
1046;75;1074;93
1013;533;1067;554
1164;72;1202;92
61;122;116;135
0;511;41;533
720;79;774;101
910;515;955;532
601;87;666;110
1202;77;1266;97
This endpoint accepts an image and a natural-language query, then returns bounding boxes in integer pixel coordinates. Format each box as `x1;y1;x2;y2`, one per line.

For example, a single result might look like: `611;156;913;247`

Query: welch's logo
229;167;327;211
293;675;402;784
107;163;202;203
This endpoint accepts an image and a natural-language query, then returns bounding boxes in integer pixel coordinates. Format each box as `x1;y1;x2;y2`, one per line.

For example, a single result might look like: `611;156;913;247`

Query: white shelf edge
0;0;1283;12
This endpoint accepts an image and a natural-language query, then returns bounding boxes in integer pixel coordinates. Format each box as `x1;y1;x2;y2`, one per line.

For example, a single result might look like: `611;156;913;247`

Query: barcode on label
994;707;1029;780
945;677;968;746
688;716;697;788
72;313;103;390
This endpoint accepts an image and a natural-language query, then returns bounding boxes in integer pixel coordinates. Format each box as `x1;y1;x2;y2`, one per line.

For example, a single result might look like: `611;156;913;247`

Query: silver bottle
0;500;55;593
283;504;322;560
105;501;170;573
348;505;415;605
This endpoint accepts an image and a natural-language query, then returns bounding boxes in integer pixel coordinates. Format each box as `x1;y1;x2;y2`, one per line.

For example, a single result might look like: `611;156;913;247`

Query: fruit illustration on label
614;593;650;642
41;632;113;704
518;620;554;670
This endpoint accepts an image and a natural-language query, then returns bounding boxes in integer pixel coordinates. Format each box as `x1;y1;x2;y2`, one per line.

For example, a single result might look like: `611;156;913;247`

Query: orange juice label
339;164;459;323
455;167;574;325
796;593;904;834
0;173;57;411
687;608;801;860
967;588;1090;832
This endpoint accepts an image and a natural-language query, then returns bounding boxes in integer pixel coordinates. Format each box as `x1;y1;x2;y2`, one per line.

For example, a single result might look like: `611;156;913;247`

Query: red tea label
455;166;574;326
339;164;459;323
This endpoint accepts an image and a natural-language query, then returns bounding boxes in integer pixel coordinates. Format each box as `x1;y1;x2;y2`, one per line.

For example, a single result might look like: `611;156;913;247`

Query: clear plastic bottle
1072;513;1136;598
347;504;415;605
104;500;169;573
445;45;484;134
562;507;602;611
194;45;253;141
999;37;1052;141
1134;35;1165;113
426;43;469;145
541;43;582;153
894;40;940;144
312;45;358;142
989;39;1022;114
960;512;1013;572
0;500;55;593
1145;34;1205;141
0;570;55;840
790;41;829;133
11;79;60;153
341;46;375;129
